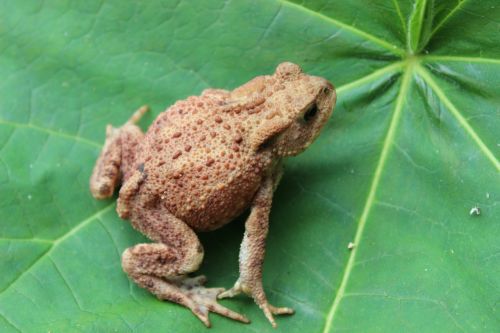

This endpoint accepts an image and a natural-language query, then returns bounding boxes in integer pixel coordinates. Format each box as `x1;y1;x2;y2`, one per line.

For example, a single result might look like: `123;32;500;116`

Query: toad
90;62;336;327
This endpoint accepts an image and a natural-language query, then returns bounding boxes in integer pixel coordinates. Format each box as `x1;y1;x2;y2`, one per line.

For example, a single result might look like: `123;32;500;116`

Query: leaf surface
0;1;498;332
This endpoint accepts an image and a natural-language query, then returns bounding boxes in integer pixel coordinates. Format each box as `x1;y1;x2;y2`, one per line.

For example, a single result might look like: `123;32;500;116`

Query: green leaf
407;0;433;53
0;1;498;332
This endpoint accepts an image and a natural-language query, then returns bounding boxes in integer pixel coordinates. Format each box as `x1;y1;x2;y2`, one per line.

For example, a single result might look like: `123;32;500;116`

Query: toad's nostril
321;81;334;95
324;81;334;91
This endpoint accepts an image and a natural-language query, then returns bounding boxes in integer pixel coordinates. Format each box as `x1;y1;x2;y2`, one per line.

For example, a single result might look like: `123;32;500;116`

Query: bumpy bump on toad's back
90;62;336;328
130;92;267;232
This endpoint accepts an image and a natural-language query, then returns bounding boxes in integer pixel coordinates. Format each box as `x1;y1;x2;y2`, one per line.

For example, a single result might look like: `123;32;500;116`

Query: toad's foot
140;274;250;327
125;105;149;125
90;105;149;199
218;280;294;328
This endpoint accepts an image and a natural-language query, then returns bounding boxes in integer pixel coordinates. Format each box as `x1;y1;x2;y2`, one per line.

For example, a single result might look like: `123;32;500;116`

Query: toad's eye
303;103;318;122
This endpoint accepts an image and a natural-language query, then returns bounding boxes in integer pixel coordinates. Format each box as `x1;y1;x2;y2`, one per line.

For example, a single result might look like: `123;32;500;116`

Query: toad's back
132;94;272;232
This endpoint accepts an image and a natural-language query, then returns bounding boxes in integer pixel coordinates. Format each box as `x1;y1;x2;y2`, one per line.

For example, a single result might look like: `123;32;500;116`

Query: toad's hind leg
90;106;149;199
122;208;249;327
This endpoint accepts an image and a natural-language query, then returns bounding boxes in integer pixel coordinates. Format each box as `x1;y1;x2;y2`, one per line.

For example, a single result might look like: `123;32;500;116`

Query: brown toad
90;62;336;327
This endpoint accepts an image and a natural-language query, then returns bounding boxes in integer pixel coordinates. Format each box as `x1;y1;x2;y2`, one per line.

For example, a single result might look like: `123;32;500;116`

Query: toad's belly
161;169;262;232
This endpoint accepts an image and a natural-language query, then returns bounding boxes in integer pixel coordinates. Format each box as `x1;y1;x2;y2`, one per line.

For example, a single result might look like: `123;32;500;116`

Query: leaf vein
0;246;51;293
430;0;470;38
416;65;500;170
257;2;283;44
322;63;415;333
0;119;102;149
336;61;404;95
392;0;407;32
49;256;90;313
0;204;115;296
0;311;21;333
423;55;500;65
278;0;405;56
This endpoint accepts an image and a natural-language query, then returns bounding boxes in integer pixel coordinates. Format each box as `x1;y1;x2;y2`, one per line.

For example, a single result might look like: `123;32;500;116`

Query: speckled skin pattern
90;62;336;328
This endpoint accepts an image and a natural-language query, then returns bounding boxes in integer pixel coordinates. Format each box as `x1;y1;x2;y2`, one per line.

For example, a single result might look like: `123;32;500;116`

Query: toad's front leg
219;172;294;327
